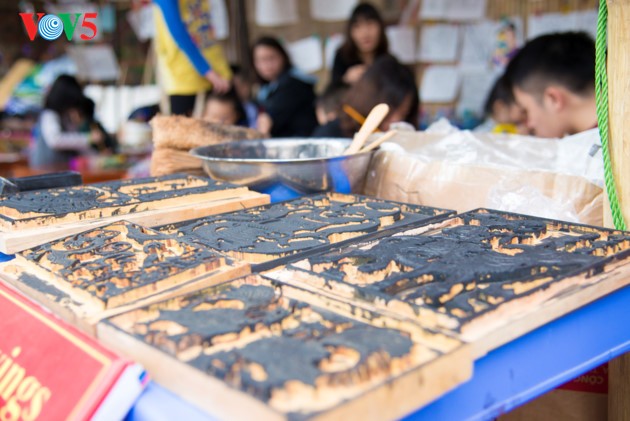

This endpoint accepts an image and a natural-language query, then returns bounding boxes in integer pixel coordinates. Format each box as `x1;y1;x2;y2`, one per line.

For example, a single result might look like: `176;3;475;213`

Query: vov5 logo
19;12;98;41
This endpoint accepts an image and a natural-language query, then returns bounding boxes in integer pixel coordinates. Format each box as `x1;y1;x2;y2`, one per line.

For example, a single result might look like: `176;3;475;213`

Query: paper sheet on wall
421;65;460;103
310;0;357;21
209;0;229;40
527;12;577;39
575;10;598;40
446;0;487;21
460;21;494;69
419;0;447;20
460;17;523;70
419;0;486;21
324;33;344;69
256;0;299;26
418;24;460;62
126;5;155;41
288;36;323;74
67;45;120;82
576;10;598;32
386;26;416;64
528;10;597;41
456;68;500;116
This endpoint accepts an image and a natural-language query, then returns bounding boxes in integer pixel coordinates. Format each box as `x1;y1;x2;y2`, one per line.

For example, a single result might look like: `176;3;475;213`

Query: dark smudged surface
294;211;630;324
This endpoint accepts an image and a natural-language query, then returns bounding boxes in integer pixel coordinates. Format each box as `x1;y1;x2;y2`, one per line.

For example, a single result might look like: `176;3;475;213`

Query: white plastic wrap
364;124;604;225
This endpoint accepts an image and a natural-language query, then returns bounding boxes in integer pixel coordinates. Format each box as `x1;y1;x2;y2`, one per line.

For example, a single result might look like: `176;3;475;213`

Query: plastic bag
487;178;580;222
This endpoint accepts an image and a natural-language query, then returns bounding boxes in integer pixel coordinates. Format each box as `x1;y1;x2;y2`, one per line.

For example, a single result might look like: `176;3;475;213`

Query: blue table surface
125;286;630;421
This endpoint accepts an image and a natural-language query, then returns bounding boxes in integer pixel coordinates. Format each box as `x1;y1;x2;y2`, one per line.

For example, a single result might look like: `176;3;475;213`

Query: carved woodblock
0;221;249;332
270;209;630;352
100;274;470;420
0;174;249;230
160;193;453;265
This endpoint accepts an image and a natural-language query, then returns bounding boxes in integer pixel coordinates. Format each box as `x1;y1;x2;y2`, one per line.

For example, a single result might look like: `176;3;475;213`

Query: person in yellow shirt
154;0;232;115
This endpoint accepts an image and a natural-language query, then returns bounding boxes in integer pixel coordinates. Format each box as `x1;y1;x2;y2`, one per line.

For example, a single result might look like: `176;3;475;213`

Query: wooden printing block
159;193;453;267
98;274;470;421
0;173;270;254
0;174;250;231
269;209;630;356
0;221;249;333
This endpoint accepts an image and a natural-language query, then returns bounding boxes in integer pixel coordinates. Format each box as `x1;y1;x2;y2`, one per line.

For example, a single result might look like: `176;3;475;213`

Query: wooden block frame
0;221;250;334
160;192;454;270
267;209;630;356
98;274;471;421
0;173;269;254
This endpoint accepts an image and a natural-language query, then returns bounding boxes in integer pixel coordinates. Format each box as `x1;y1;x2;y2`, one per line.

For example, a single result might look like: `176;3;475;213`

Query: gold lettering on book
0;347;51;421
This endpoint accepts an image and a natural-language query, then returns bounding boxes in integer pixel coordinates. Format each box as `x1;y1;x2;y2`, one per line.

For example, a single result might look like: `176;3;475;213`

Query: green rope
595;0;626;230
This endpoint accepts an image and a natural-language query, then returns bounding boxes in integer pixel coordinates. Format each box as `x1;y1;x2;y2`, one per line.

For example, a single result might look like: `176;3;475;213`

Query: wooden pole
606;1;630;420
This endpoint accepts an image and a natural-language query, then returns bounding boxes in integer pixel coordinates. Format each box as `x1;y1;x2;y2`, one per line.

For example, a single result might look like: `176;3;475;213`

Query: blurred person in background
154;0;232;116
202;89;248;126
252;37;317;137
312;83;348;137
330;2;389;87
31;75;114;169
504;32;597;138
316;55;419;138
230;64;259;129
476;73;527;134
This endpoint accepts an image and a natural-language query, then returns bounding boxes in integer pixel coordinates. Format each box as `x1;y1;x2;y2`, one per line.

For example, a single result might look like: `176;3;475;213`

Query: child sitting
477;74;527;134
202;89;247;126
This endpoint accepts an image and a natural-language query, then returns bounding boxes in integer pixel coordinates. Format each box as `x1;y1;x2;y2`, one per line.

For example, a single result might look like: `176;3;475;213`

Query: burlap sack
150;148;205;177
150;115;263;150
149;115;264;177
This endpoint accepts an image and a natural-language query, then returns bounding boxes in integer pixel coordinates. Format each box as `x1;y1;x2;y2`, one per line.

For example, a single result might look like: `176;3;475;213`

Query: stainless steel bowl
190;138;374;196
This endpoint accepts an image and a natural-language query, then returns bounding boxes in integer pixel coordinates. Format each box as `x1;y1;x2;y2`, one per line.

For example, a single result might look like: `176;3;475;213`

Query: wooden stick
606;1;630;419
345;104;390;154
343;105;367;126
358;130;398;153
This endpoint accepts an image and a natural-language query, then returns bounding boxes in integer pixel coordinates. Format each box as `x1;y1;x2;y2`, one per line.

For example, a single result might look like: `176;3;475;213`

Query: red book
0;282;147;421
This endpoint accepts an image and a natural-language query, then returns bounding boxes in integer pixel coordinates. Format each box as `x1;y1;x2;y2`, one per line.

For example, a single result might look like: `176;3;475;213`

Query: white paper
67;45;120;82
85;85;162;134
126;5;154;41
324;33;344;70
209;0;229;40
528;11;597;41
310;0;357;21
418;24;460;62
421;65;460;103
460;21;495;69
457;68;501;116
527;12;577;40
446;0;487;21
386;26;416;64
575;10;598;40
419;0;486;21
255;0;298;26
419;0;447;20
287;36;323;74
460;17;523;70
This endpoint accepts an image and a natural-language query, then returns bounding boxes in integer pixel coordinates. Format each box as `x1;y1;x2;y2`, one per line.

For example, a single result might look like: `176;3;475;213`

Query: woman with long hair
252;36;318;137
31;75;114;169
330;2;389;87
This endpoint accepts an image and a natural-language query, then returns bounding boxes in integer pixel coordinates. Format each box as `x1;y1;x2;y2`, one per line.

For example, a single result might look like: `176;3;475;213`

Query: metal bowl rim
189;138;373;164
